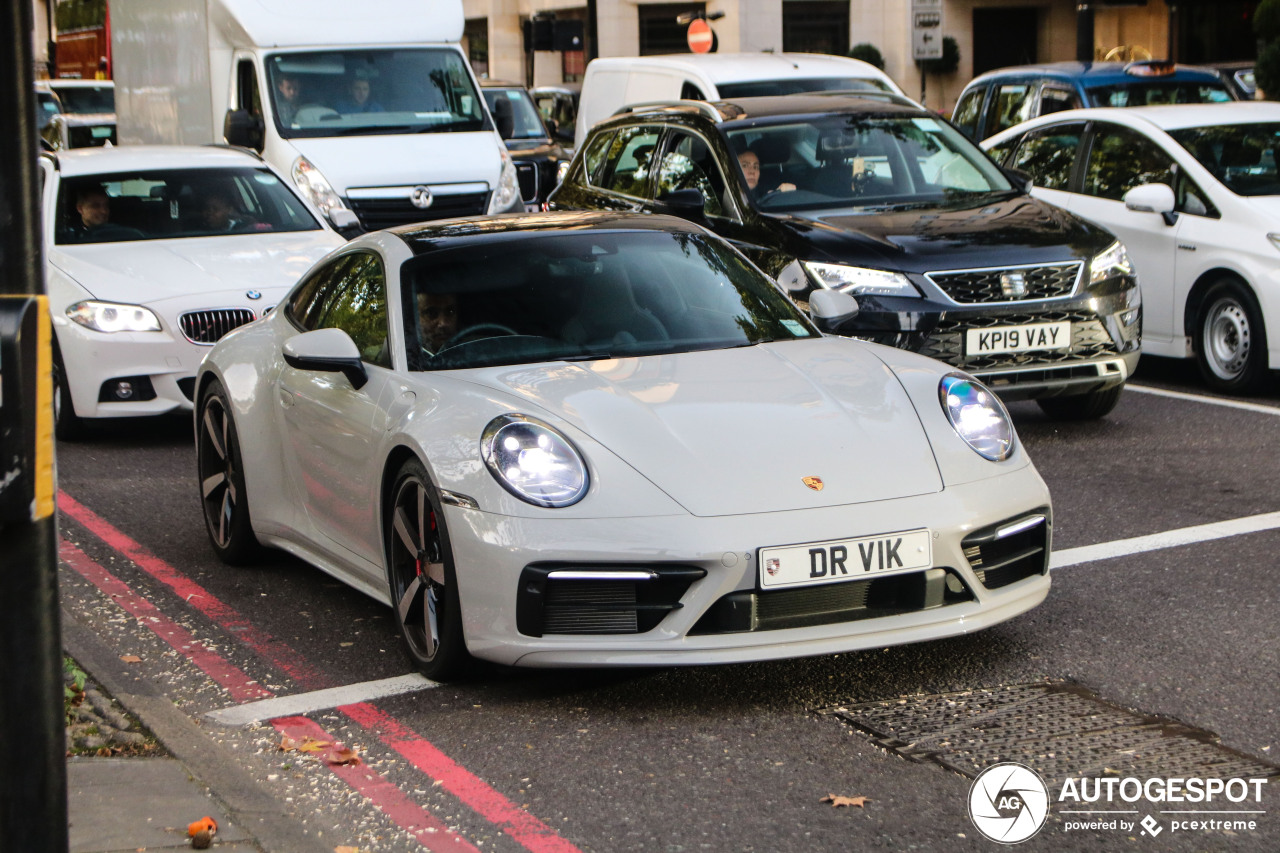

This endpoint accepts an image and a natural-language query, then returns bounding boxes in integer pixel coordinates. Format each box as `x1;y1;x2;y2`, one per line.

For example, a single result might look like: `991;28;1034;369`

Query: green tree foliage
848;43;886;70
921;37;961;76
55;0;106;30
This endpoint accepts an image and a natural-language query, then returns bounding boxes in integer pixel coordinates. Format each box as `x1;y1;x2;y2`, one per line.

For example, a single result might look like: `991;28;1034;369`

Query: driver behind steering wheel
737;146;795;199
417;291;459;354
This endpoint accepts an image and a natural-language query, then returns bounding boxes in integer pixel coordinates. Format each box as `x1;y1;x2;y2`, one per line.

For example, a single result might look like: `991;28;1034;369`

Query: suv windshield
267;48;488;139
1084;82;1232;107
402;230;818;370
725;114;1013;211
55;167;322;245
1169;122;1280;196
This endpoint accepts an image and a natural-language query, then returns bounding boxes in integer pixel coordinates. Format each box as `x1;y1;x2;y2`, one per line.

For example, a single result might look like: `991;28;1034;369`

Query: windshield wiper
334;125;414;136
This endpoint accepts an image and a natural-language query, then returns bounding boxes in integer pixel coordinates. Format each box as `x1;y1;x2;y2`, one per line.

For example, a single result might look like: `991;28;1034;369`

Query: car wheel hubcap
198;399;237;548
392;479;445;661
1205;298;1250;380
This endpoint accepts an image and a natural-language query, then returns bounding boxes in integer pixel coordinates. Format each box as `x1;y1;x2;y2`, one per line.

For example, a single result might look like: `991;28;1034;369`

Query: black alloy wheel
196;380;261;564
386;458;470;681
52;344;86;441
1196;278;1270;394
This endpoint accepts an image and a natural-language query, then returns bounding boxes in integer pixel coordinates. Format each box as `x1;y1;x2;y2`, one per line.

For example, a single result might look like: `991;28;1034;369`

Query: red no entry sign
687;18;713;54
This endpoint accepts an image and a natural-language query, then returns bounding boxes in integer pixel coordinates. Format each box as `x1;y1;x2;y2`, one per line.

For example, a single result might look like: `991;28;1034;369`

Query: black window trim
593;122;665;203
652;124;745;223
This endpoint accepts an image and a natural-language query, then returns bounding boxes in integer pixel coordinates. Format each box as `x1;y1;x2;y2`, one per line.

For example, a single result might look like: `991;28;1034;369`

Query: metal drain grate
818;682;1279;788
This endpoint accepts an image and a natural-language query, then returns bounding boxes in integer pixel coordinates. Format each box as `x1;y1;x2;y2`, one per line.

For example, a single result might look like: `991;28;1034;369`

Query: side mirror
327;208;361;234
283;328;369;390
659;188;706;220
1124;182;1177;225
544;117;559;137
492;96;515;140
1002;167;1034;194
808;289;860;333
223;108;264;151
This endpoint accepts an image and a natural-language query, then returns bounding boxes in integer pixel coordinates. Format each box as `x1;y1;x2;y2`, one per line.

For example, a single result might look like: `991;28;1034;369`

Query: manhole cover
818;682;1279;788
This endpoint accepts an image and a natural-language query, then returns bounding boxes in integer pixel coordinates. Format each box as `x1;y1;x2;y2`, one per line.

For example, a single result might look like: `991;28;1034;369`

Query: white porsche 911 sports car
40;145;347;438
195;212;1052;679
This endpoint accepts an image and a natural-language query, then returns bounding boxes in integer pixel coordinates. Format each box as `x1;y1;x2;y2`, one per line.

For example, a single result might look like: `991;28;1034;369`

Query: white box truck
109;0;523;233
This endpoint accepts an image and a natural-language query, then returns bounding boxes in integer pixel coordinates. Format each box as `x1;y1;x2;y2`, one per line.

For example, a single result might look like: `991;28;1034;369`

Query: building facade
462;0;1255;112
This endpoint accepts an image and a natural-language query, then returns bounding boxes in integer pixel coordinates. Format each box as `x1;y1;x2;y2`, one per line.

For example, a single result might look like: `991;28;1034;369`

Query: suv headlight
488;146;522;213
1089;240;1133;285
67;301;162;333
802;262;921;297
290;155;349;217
939;374;1014;461
482;414;588;507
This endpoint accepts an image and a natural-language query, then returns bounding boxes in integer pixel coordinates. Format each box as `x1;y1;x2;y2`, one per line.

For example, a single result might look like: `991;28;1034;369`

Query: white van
574;52;906;150
111;0;523;233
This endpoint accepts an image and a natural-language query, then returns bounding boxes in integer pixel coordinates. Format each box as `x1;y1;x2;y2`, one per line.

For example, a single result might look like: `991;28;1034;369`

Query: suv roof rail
794;90;924;108
611;100;724;123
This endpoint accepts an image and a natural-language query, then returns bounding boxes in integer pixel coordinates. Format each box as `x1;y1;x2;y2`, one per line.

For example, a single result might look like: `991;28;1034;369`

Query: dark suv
548;93;1142;418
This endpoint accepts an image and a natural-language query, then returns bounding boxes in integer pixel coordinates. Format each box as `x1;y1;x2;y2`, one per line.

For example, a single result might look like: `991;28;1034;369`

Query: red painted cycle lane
59;490;584;853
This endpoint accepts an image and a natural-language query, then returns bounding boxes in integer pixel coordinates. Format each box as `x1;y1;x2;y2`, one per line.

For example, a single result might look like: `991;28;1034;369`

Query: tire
1196;279;1270;394
1035;384;1124;421
52;345;87;441
196;380;262;565
385;458;471;681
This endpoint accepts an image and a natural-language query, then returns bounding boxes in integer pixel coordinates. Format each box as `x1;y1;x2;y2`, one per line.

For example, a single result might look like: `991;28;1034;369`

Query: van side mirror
224;109;264;151
327;208;361;235
659;188;706;220
1002;167;1033;194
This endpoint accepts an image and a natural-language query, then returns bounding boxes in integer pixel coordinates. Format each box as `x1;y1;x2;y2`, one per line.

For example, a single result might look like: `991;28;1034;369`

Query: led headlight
482;414;588;507
290;155;349;217
487;146;522;213
67;301;161;333
802;262;921;297
1089;240;1133;285
939;374;1014;461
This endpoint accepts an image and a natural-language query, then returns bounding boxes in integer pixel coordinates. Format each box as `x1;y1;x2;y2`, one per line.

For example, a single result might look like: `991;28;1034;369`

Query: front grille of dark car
345;192;490;230
515;163;538;204
927;262;1082;304
179;309;256;345
962;511;1050;590
516;565;705;636
689;568;975;635
918;311;1117;373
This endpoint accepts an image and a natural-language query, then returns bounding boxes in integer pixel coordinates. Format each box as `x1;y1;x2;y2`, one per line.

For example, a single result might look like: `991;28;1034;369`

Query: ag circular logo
968;762;1049;844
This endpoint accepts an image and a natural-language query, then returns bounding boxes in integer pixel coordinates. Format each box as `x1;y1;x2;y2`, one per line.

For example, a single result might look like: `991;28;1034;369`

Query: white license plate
759;528;933;590
966;321;1071;355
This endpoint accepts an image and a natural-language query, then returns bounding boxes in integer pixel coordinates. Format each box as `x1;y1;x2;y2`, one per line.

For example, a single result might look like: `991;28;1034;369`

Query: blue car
952;61;1235;142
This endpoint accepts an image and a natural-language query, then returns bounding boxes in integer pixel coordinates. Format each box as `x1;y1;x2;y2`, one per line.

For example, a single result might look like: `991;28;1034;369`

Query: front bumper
447;467;1052;667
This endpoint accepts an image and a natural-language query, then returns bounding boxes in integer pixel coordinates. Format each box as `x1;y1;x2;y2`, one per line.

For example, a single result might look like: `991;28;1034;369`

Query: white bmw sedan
984;102;1280;393
196;212;1052;679
40;145;347;438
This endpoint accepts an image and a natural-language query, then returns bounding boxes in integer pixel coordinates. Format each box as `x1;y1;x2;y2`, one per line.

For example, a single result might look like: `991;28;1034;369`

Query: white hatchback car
984;102;1280;393
40;145;347;438
195;212;1052;680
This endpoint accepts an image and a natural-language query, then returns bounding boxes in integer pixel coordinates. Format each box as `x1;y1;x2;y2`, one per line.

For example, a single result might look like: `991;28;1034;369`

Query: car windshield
1168;122;1280;196
267;48;487;139
717;77;892;97
50;84;114;114
55;167;323;245
483;88;547;140
724;114;1014;212
401;229;819;370
1083;81;1232;107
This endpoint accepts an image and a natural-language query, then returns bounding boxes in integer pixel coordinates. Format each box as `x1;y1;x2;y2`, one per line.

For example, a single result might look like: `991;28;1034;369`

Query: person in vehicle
200;192;247;232
737;147;795;196
69;187;143;242
417;291;459;352
275;73;302;125
336;72;384;114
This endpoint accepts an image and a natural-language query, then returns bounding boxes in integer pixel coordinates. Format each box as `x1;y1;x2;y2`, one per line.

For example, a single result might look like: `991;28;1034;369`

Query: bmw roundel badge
246;290;262;300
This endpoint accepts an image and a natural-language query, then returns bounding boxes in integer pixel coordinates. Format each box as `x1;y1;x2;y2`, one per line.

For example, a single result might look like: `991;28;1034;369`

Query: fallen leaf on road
279;734;332;753
120;654;142;663
188;816;218;849
323;745;361;766
821;794;871;808
335;846;363;852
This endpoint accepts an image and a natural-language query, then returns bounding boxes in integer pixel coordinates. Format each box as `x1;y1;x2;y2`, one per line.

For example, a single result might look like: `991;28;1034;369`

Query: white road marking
1051;511;1280;569
205;673;438;726
1127;384;1280;416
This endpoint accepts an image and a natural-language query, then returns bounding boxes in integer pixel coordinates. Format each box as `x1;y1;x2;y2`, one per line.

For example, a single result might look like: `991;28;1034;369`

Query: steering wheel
441;323;519;350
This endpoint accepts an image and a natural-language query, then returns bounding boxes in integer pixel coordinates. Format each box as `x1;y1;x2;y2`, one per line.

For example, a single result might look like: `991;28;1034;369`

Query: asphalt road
55;355;1279;852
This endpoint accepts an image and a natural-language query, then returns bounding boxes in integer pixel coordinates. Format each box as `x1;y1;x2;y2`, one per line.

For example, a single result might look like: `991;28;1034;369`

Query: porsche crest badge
802;476;824;491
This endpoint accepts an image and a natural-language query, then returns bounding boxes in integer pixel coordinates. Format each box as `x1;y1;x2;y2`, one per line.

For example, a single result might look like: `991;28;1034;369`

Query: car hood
48;232;341;307
291;132;503;194
766;194;1105;273
462;338;944;517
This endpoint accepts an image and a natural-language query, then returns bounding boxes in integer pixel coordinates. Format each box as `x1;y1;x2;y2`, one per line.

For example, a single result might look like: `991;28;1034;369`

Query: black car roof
394;211;705;254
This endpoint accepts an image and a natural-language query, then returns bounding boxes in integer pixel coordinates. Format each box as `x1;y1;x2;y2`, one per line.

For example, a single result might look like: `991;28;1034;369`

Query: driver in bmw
417;291;459;353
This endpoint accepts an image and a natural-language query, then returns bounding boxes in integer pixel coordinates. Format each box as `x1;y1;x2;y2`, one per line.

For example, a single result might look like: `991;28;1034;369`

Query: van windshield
267;48;489;139
717;77;892;98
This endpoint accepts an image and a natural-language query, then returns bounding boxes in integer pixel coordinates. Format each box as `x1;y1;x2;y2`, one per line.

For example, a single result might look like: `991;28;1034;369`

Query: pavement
62;609;334;853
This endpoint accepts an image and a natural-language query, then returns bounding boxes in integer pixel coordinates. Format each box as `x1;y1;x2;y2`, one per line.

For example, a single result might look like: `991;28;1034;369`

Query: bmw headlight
939;374;1014;461
290;155;349;217
802;262;921;297
487;146;522;213
1089;240;1133;285
482;414;588;507
67;301;161;333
